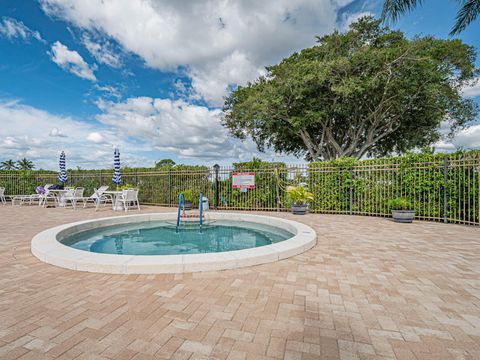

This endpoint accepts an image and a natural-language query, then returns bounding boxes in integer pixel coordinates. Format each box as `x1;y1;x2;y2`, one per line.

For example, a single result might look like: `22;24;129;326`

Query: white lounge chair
81;186;110;208
114;189;140;212
16;183;54;206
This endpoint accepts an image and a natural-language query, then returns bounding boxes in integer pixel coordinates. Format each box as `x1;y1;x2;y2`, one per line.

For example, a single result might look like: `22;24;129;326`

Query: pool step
180;213;205;219
164;219;217;229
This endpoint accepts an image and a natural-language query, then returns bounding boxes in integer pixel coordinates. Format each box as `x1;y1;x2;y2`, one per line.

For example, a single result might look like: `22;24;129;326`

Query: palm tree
382;0;480;35
0;159;17;170
16;158;35;170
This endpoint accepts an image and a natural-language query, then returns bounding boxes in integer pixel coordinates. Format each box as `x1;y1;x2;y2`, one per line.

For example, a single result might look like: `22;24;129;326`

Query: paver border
31;212;317;274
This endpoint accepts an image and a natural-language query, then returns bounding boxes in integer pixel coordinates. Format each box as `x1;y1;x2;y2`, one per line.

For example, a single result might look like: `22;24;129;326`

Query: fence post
349;166;353;216
168;169;172;206
478;153;480;226
99;171;102;186
443;155;448;224
213;164;220;209
275;167;281;212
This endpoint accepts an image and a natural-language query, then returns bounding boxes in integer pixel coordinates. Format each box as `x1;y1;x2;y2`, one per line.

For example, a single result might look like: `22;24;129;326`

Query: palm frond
450;0;480;34
382;0;424;22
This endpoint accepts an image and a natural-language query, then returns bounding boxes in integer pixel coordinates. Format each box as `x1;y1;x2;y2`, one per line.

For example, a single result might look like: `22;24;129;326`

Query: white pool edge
31;212;317;274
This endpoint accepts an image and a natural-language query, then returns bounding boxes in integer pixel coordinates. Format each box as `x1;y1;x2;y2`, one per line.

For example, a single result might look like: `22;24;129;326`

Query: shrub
182;189;194;202
286;185;313;205
387;198;413;210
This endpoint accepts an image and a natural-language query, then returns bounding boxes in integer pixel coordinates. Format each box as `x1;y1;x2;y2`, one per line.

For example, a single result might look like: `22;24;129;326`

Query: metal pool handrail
176;192;184;233
199;192;203;228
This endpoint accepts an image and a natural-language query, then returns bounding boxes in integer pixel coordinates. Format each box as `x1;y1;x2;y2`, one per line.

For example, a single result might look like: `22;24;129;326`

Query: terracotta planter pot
391;210;415;223
291;204;308;215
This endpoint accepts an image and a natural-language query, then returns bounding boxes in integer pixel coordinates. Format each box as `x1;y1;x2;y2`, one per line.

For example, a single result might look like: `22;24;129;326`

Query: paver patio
1;205;479;360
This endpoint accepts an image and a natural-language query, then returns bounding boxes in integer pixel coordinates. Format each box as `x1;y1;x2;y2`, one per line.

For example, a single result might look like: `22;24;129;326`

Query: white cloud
94;84;122;99
82;33;122;68
0;16;44;42
87;132;104;143
50;41;97;81
434;124;480;152
0;100;147;169
49;127;67;137
96;96;274;161
462;78;480;98
2;136;25;149
452;125;480;149
189;50;266;107
0;98;295;169
40;0;343;105
338;11;374;31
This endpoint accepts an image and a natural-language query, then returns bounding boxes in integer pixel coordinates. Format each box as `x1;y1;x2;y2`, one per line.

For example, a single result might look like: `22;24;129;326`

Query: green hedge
307;151;480;223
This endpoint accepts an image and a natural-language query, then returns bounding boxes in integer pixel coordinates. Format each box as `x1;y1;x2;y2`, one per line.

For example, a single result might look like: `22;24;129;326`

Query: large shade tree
155;159;176;168
382;0;480;35
223;18;478;161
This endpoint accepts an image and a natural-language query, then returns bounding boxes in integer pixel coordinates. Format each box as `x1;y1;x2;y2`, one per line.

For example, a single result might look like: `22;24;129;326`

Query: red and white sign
232;172;255;189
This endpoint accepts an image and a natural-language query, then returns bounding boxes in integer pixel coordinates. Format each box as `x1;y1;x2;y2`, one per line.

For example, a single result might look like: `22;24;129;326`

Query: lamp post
213;164;220;209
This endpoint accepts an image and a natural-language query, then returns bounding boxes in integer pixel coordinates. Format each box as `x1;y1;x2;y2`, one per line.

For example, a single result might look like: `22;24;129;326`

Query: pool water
61;220;294;255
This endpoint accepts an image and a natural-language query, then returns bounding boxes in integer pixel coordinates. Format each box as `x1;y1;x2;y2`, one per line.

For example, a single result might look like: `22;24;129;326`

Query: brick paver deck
1;205;479;359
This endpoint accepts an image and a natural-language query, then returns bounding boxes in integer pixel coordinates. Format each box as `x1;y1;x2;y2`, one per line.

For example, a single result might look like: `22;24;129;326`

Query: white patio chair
99;191;114;210
0;187;6;205
56;187;76;207
81;186;110;208
64;187;84;209
114;189;140;212
38;184;57;207
59;188;74;207
133;189;140;211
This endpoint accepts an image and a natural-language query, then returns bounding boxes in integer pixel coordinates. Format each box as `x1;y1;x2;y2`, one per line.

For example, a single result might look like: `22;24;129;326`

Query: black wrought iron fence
0;152;479;225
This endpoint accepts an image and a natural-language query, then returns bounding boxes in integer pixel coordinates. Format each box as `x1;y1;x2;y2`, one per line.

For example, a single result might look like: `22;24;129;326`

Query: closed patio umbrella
112;148;122;186
58;151;67;184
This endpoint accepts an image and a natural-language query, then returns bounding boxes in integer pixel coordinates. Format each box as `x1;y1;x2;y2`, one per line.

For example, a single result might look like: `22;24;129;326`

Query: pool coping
31;212;317;274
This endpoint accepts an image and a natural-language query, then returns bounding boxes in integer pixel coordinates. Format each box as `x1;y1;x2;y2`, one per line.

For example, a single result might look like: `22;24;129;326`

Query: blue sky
0;0;479;170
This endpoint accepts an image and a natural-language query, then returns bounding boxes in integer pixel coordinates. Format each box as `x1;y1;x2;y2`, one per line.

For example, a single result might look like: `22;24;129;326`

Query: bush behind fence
1;152;479;225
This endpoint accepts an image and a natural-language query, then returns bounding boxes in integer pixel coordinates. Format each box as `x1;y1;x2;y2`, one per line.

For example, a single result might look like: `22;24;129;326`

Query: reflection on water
62;221;293;255
114;237;124;254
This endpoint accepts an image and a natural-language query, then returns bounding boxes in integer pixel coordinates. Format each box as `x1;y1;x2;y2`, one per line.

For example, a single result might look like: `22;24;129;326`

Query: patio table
104;190;124;211
48;189;69;207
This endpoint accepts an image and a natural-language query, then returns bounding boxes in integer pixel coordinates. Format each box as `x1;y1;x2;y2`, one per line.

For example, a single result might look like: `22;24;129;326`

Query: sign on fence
232;172;255;189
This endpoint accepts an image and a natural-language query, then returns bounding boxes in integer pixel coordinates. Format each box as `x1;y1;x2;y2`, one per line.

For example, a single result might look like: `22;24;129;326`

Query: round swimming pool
31;212;316;274
62;220;294;255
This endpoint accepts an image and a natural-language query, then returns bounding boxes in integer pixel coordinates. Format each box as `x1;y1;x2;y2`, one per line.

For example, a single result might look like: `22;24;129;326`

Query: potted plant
287;185;314;215
118;183;136;190
182;189;194;210
388;197;415;223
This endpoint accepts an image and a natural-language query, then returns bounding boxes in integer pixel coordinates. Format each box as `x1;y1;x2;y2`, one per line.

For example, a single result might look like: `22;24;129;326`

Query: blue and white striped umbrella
112;148;122;185
58;151;67;184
